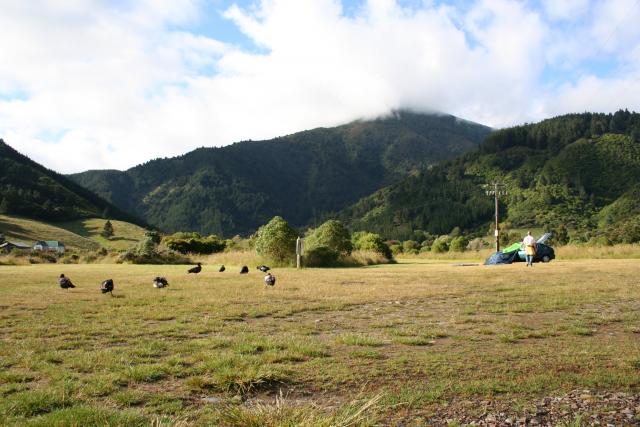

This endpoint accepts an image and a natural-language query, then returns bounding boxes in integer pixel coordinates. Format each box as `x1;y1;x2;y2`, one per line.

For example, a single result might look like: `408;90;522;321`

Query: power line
596;0;640;56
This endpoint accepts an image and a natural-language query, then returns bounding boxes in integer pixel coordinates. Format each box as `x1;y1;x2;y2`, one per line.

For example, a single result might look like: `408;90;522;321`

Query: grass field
1;259;639;425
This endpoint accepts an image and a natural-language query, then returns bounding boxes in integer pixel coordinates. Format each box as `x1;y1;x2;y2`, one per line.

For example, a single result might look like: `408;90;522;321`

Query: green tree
144;230;162;245
351;231;393;260
304;246;340;267
136;236;158;258
449;226;462;237
101;220;114;239
305;220;353;255
254;216;298;264
389;244;403;256
163;233;225;254
402;240;419;254
467;237;486;252
449;236;469;252
431;235;451;253
554;224;569;246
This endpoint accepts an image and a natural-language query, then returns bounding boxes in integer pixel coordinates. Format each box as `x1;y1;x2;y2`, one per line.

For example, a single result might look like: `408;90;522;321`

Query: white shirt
523;235;536;246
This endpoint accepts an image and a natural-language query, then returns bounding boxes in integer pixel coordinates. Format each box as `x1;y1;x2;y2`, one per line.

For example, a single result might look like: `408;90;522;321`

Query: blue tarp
484;250;519;265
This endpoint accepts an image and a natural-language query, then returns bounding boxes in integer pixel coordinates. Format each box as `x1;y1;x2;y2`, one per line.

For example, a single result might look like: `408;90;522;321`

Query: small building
33;240;65;254
0;241;31;252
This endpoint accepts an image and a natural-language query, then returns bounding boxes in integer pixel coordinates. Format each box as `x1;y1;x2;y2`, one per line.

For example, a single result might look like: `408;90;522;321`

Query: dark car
518;242;555;263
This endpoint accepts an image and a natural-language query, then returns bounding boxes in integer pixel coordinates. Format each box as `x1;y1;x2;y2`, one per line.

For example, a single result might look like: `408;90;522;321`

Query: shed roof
35;240;64;247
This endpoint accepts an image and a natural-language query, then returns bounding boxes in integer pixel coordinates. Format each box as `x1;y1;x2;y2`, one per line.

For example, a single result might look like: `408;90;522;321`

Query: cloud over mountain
0;0;639;173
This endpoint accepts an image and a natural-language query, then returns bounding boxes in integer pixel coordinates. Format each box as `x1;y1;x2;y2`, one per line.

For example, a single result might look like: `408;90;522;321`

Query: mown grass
0;258;639;424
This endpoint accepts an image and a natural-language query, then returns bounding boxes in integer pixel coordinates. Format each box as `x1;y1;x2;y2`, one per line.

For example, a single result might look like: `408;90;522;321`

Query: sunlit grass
0;259;639;423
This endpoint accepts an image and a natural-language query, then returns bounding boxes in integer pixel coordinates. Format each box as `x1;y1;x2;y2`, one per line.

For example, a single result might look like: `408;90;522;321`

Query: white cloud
542;0;589;21
0;0;639;173
546;73;640;116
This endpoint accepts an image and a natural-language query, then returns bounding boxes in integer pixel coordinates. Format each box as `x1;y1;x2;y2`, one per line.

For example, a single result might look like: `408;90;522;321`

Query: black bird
240;265;249;274
218;265;225;272
101;279;114;296
58;274;75;289
256;265;271;273
153;277;169;288
264;273;276;287
188;263;202;274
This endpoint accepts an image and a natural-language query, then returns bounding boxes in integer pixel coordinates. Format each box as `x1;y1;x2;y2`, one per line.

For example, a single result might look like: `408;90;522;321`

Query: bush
61;254;80;264
305;220;352;255
466;237;487;252
254;216;298;264
449;236;469;252
144;230;162;245
389;244;403;255
586;235;612;246
402;240;419;255
119;237;189;264
27;250;58;264
225;235;251;252
431;235;451;253
553;224;569;245
604;216;640;244
344;250;394;266
163;233;226;254
304;246;340;267
127;249;188;264
351;232;393;260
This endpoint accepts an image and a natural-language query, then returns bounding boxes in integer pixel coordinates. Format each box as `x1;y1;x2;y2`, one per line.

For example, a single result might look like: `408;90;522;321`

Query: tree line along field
0;259;639;426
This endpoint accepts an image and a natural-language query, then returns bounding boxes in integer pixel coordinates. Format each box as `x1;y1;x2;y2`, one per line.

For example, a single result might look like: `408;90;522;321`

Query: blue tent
484;249;519;265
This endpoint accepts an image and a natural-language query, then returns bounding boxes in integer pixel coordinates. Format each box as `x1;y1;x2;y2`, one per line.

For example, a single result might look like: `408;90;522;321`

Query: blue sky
1;0;639;172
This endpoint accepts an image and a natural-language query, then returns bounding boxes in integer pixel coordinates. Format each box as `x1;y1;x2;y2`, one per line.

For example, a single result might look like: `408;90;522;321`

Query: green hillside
0;215;147;251
70;112;491;236
55;218;147;250
0;215;98;250
0;139;145;225
341;111;640;242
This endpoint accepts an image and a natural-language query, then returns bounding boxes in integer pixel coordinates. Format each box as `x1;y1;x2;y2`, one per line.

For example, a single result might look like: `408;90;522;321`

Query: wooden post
296;237;303;269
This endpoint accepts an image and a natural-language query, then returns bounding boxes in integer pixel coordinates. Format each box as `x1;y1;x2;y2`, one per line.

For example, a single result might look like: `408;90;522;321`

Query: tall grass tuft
556;244;640;259
213;391;384;427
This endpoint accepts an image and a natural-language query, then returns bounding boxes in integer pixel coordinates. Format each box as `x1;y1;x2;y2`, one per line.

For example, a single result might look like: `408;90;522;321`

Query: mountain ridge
0;139;146;226
339;110;640;242
70;111;492;236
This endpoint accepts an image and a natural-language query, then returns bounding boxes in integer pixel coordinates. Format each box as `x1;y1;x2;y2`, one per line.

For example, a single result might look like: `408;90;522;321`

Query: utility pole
484;182;507;252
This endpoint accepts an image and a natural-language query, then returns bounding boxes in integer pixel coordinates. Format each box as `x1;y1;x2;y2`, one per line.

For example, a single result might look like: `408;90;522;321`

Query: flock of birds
57;263;276;296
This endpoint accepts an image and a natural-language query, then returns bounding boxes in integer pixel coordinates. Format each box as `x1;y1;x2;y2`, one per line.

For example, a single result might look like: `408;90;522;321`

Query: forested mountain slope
0;139;142;225
70;112;491;236
341;111;640;242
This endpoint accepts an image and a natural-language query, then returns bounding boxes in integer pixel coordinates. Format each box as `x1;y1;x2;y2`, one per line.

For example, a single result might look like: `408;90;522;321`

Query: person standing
522;231;536;266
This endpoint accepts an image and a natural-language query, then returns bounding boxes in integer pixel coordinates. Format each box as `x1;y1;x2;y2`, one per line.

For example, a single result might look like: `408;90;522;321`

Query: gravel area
422;390;640;426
